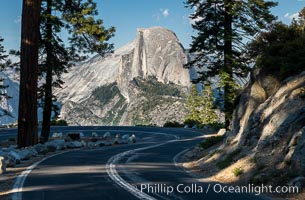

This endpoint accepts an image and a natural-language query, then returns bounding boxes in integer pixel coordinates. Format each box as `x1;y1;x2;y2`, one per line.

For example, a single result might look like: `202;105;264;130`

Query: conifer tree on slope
0;37;7;69
185;0;277;129
199;82;218;125
0;37;12;117
185;84;201;124
185;83;218;126
40;0;115;142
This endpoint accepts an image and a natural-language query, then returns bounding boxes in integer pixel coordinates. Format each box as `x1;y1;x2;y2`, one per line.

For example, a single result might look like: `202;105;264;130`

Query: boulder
64;135;72;142
67;133;81;140
92;132;98;137
50;140;66;150
52;132;63;138
81;140;87;147
0;150;8;158
6;158;15;168
97;141;112;147
103;132;111;139
46;143;57;152
8;145;18;150
87;142;96;148
192;125;198;129
122;134;130;140
34;143;48;155
128;134;136;144
113;138;128;145
66;141;83;149
19;149;32;160
8;151;21;164
0;156;6;174
91;137;98;142
28;148;38;157
1;146;18;153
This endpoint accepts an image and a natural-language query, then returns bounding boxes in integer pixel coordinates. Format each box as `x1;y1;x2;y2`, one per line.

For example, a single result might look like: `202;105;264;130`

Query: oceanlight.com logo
138;183;299;196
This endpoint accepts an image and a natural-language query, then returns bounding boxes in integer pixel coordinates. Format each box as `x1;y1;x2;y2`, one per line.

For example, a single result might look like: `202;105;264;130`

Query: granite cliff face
229;69;305;178
117;27;189;101
55;27;191;126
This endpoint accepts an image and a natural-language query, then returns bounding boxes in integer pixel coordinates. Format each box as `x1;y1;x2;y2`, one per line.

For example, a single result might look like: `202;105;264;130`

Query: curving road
3;127;268;200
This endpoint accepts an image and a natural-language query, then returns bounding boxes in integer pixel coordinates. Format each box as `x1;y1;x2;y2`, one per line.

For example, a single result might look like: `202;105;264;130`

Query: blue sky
0;0;304;53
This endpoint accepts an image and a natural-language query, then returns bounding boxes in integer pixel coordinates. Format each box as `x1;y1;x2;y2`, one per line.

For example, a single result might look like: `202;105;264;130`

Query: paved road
5;126;267;200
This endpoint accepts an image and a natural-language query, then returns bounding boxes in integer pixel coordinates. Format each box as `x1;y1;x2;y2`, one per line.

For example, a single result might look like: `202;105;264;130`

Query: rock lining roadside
0;132;138;200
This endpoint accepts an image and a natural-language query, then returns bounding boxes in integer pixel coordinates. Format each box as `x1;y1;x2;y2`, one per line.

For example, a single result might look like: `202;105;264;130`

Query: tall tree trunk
41;0;53;143
224;0;234;130
18;0;42;147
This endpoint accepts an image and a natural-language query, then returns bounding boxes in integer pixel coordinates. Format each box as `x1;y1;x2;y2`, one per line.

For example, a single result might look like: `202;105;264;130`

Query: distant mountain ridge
55;27;192;126
0;27;193;126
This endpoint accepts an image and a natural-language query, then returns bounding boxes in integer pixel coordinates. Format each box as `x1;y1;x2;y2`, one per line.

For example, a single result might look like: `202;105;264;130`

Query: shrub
210;123;225;129
250;156;258;164
217;148;242;169
51;119;68;126
198;136;224;149
135;123;157;127
232;167;243;177
248;22;305;81
184;119;200;128
163;121;184;128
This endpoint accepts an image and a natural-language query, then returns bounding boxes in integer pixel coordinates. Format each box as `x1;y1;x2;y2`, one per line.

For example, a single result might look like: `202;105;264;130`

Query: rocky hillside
181;69;305;189
55;27;191;126
231;69;305;177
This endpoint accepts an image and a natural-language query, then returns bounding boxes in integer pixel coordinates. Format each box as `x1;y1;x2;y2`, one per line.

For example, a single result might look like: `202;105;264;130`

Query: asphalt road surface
1;126;268;200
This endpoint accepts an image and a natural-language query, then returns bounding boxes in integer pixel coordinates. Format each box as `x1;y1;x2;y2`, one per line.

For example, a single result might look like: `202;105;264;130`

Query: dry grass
180;134;304;200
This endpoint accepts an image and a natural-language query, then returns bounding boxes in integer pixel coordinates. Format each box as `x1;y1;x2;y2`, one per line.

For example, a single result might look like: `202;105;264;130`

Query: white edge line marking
172;148;201;179
10;129;193;200
173;148;190;168
11;150;77;200
106;132;180;200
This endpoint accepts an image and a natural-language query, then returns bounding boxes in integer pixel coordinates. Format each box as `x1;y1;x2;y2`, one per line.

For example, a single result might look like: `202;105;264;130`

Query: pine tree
62;0;115;55
0;37;11;117
185;83;218;126
39;0;115;142
199;82;218;125
18;0;42;147
0;37;7;68
185;0;277;129
39;0;69;142
299;7;305;31
185;84;202;124
247;11;305;80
